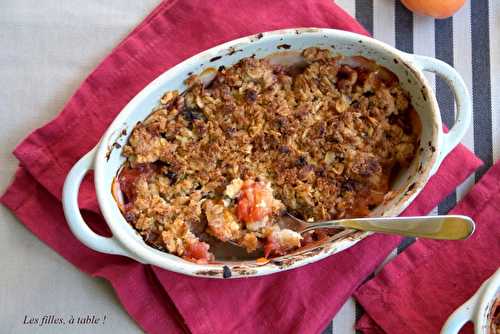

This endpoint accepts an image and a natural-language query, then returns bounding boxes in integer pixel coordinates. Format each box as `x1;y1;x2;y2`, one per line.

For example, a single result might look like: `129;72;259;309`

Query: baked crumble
115;47;420;263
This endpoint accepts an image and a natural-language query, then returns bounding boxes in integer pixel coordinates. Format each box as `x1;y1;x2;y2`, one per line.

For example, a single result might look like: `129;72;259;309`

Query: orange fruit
401;0;466;19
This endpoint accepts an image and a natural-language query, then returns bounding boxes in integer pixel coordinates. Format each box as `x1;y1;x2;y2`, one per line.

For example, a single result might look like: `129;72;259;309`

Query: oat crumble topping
116;47;419;263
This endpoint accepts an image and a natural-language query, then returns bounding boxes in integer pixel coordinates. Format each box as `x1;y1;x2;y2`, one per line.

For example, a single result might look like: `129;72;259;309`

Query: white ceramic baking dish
442;268;500;334
62;28;471;278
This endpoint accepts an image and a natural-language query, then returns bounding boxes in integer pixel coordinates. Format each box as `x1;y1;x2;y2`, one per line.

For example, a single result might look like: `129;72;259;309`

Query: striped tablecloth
326;1;500;333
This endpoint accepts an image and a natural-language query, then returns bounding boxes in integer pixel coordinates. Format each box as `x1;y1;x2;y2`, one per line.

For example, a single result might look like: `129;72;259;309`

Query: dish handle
410;54;472;175
440;294;478;334
62;147;131;258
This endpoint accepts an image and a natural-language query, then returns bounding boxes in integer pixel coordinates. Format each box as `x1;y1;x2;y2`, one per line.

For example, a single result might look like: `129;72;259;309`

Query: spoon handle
302;215;475;240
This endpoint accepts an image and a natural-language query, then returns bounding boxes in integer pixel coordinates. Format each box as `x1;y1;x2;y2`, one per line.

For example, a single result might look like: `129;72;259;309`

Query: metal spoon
279;213;475;240
224;214;475;256
219;214;474;259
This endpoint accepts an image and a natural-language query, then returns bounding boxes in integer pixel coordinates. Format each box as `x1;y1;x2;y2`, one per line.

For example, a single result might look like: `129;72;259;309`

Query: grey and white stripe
394;0;418;253
326;0;497;333
471;0;493;182
355;0;373;35
454;1;476;201
395;0;413;54
435;17;457;215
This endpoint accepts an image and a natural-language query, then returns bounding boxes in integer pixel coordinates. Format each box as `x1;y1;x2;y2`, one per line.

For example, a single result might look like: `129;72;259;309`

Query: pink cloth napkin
0;0;483;333
355;160;500;334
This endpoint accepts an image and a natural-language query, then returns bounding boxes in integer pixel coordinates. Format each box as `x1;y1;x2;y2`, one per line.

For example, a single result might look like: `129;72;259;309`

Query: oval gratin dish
62;28;471;278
